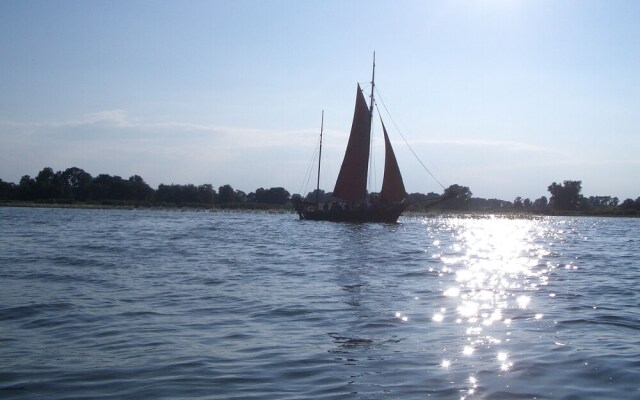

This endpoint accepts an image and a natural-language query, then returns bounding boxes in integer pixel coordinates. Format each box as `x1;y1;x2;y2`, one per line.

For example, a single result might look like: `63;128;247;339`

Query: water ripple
1;209;639;399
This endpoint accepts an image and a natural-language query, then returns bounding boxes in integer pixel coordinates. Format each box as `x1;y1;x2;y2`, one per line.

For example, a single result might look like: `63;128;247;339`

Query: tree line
1;167;639;215
302;180;640;215
0;167;292;209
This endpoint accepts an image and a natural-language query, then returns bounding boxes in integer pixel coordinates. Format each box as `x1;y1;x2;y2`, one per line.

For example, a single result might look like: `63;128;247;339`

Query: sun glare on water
428;216;555;395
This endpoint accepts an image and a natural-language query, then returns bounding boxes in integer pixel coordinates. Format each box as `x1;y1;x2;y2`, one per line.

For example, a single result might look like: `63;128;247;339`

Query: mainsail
332;84;372;202
380;119;406;203
333;84;406;204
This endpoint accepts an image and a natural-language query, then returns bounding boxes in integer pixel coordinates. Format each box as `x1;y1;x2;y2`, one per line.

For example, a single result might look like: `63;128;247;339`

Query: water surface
1;208;639;399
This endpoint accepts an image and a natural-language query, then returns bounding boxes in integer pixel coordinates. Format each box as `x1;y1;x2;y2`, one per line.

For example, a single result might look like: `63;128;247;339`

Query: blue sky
1;0;638;200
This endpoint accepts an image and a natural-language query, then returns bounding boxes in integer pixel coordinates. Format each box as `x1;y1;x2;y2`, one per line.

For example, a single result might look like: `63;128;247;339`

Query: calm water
1;207;639;399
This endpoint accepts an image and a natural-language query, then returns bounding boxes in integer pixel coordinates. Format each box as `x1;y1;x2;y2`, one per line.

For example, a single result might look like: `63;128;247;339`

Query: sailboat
296;56;409;223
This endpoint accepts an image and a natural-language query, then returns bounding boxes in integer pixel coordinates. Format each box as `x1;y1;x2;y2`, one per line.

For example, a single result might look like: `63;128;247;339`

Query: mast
367;52;375;201
369;52;376;121
316;110;324;206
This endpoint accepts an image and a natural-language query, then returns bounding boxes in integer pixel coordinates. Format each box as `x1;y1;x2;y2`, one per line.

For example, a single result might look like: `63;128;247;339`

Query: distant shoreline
2;201;637;218
0;200;296;214
3;167;638;217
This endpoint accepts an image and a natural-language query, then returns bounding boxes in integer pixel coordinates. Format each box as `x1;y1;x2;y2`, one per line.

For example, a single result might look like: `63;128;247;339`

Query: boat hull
297;203;408;223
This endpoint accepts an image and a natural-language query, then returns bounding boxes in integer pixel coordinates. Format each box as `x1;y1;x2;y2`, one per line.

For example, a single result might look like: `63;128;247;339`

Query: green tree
197;184;216;204
254;187;290;204
547;180;583;211
442;184;472;210
156;183;215;205
586;196;619;209
0;179;15;200
235;190;247;203
17;175;35;200
34;167;65;199
513;196;523;209
252;188;266;203
305;189;331;204
533;196;548;212
61;167;93;201
128;175;154;201
620;198;636;210
218;184;241;204
468;197;511;211
91;174;130;200
291;193;303;206
156;184;185;204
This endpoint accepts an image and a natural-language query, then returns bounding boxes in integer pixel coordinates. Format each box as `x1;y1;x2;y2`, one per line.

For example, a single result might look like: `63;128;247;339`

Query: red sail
380;119;406;203
332;85;371;202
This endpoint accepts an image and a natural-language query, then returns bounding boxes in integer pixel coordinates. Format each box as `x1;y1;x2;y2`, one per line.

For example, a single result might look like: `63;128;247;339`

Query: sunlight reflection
458;301;479;318
467;375;478;395
516;295;531;308
395;311;409;322
443;287;461;297
459;373;480;399
431;217;556;386
497;352;513;371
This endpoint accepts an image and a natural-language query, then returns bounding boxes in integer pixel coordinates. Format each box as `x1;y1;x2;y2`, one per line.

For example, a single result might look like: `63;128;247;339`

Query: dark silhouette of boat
296;55;411;223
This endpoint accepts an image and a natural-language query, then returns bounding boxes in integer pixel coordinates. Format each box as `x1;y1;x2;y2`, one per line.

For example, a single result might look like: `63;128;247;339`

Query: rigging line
359;81;373;94
369;119;377;192
364;82;377;192
299;134;320;197
374;87;447;191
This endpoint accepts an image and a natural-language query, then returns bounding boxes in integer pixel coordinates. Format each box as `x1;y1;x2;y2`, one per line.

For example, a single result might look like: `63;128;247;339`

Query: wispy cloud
407;137;568;156
0;110;321;148
1;110;129;129
0;109;329;187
